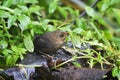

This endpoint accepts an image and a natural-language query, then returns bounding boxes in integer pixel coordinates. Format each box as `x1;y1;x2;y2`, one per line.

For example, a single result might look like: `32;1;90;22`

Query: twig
73;0;100;24
79;0;99;18
16;64;42;68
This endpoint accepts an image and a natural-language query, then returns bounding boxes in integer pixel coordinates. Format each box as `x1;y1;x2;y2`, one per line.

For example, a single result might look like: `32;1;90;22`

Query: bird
33;30;69;55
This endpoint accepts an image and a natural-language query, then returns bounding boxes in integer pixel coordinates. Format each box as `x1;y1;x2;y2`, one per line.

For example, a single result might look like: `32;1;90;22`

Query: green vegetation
0;0;120;79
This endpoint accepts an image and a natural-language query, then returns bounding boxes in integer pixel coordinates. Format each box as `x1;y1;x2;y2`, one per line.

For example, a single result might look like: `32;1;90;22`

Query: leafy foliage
0;0;120;79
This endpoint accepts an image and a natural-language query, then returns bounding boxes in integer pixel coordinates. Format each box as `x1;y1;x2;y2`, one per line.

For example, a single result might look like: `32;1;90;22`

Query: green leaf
85;30;93;40
0;40;8;49
2;49;13;57
112;9;120;24
6;55;13;65
76;18;87;29
94;15;105;25
19;54;24;60
18;14;31;31
11;46;26;54
0;10;10;18
13;8;22;15
74;10;79;17
17;5;29;13
58;7;67;18
13;55;19;63
23;36;34;52
71;34;81;47
2;0;15;7
47;25;56;31
101;2;110;11
111;0;120;5
112;37;120;49
8;16;17;28
41;19;51;30
103;30;113;40
24;0;38;3
112;67;119;77
31;21;40;25
73;28;85;35
0;6;14;13
6;54;19;65
49;0;58;14
65;7;74;14
59;25;72;32
72;61;81;67
29;5;41;15
0;30;3;37
85;6;95;17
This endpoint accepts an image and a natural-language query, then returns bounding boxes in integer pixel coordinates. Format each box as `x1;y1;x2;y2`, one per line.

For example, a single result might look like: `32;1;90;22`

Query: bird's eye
59;34;64;37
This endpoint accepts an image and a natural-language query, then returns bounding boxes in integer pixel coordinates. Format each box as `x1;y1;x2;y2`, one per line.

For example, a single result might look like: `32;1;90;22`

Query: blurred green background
0;0;120;79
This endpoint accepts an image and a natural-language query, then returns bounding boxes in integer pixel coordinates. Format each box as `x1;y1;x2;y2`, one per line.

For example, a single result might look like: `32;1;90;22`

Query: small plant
0;0;120;79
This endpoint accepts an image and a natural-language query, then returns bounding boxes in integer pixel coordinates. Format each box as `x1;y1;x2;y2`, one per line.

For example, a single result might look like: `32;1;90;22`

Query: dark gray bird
33;30;68;55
